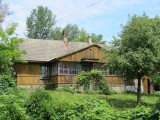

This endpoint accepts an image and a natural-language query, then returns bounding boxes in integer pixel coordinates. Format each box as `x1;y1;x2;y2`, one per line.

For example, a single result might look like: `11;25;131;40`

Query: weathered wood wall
58;46;105;62
14;63;55;86
106;76;124;86
142;77;148;93
52;75;123;87
142;76;154;94
14;63;124;88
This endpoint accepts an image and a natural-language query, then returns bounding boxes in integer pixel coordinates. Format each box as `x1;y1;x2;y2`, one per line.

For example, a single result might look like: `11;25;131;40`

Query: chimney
87;36;92;45
62;31;69;48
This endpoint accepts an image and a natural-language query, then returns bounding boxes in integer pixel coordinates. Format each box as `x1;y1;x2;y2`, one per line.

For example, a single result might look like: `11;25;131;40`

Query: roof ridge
25;38;89;44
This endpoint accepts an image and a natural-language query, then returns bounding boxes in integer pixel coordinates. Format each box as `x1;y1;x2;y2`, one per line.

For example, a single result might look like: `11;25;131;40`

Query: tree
26;6;56;39
0;24;25;74
152;72;160;91
74;29;88;42
49;27;62;40
0;0;12;28
0;0;11;25
63;24;80;41
74;28;105;44
90;33;105;44
106;14;160;104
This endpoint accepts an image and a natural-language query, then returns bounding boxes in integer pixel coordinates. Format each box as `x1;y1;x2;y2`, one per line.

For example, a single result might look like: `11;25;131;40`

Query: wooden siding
14;63;124;88
57;75;77;84
14;63;55;85
142;76;154;94
58;46;105;62
106;76;124;86
53;75;123;87
142;77;148;93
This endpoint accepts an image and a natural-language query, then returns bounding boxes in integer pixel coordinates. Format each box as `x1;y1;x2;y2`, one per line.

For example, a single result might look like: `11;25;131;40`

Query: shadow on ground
97;93;156;109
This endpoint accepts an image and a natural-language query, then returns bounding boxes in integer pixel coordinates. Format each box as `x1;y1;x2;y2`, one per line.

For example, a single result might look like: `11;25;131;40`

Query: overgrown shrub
118;105;150;119
46;97;113;120
0;94;29;120
0;74;16;94
98;79;111;95
25;89;52;120
77;70;111;94
76;71;90;90
72;98;113;120
149;98;160;119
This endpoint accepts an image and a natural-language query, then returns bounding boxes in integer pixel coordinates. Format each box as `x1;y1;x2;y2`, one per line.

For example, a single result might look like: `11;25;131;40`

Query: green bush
149;98;160;119
72;98;112;120
118;105;150;120
0;94;29;120
76;71;90;90
0;75;16;94
25;89;52;120
98;80;111;95
77;70;111;94
46;97;113;120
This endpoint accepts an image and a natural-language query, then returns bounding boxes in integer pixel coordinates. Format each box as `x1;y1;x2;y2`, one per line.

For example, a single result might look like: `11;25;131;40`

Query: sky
3;0;160;43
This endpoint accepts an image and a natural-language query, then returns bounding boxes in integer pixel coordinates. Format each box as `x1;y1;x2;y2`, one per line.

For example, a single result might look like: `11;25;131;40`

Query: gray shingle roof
20;39;97;62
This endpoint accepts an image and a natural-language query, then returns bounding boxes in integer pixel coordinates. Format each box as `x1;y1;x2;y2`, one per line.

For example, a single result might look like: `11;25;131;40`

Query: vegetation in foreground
0;73;159;120
0;84;160;120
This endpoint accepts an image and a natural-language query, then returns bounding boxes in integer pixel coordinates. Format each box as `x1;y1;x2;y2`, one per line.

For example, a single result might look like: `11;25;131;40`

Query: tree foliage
63;24;80;41
152;72;160;91
49;27;62;40
26;5;105;43
0;75;16;94
0;24;25;74
26;6;56;39
73;28;105;44
0;0;11;25
90;33;105;44
106;14;160;103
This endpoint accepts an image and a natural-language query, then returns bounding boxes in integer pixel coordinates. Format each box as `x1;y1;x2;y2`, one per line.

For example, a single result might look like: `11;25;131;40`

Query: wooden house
13;38;153;94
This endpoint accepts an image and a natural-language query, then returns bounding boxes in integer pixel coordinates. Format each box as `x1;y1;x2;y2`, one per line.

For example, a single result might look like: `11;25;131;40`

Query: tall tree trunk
137;75;141;104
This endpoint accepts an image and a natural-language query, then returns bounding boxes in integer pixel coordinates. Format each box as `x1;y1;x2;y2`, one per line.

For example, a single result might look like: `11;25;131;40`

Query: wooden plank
57;75;77;84
106;76;124;85
142;78;148;93
58;46;105;62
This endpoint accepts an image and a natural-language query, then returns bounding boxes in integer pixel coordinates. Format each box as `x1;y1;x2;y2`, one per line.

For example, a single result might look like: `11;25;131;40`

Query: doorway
82;62;92;72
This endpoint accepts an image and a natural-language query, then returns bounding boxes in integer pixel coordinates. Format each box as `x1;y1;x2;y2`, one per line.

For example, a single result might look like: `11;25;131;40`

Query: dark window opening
40;65;50;79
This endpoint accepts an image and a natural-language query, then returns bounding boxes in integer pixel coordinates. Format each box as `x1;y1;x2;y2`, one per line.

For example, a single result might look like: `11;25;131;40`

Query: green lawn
21;88;159;110
100;93;158;110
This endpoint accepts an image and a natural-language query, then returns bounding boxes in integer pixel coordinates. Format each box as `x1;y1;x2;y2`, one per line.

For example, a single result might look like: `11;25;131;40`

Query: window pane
58;62;81;75
40;65;50;79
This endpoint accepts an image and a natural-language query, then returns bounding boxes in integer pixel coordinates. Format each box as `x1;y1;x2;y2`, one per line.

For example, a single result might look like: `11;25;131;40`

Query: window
92;63;109;76
52;63;58;75
58;62;81;75
40;65;50;79
109;68;117;76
